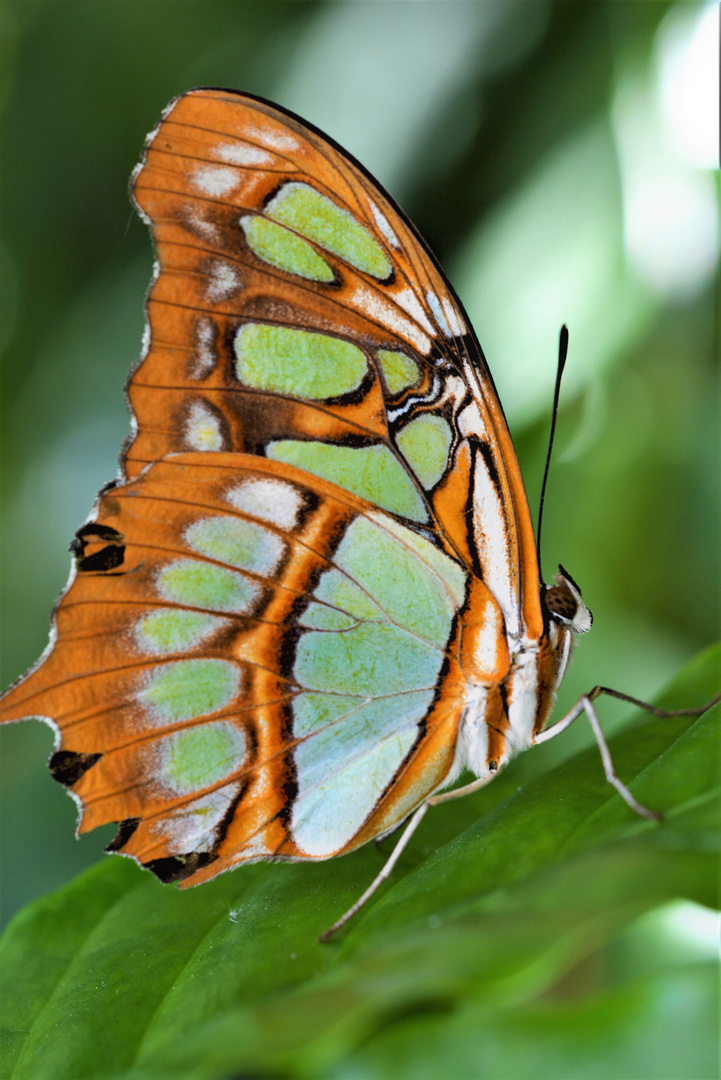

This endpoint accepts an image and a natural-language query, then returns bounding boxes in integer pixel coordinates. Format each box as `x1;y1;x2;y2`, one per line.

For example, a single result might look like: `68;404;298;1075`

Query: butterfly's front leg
536;694;663;820
534;686;721;821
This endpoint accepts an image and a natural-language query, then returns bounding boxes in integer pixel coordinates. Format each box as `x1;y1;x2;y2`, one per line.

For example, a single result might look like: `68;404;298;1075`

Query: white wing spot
455;685;490;778
139;320;151;363
457;401;487;439
152;788;242;850
206;262;242;301
227;478;303;531
185;401;224;451
190;165;240;198
370;202;400;250
193;317;217;378
214;142;277;168
347;283;432;355
184;210;220;243
473;598;505;677
242;124;299;152
393;287;436;338
426;290;452;338
441;294;466;337
473;450;516;639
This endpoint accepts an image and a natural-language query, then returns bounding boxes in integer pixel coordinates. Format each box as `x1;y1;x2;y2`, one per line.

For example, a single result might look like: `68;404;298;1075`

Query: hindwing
0;454;497;881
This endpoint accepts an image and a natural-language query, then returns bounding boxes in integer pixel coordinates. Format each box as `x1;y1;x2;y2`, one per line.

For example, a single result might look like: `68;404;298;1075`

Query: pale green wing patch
235;324;368;400
265;182;392;280
139;659;240;727
157;559;260;613
377;349;420;394
240;215;335;283
159;722;248;795
330;515;461;647
396;414;453;490
292;692;359;739
290;691;432;857
185;517;285;577
134;610;228;656
289;513;468;856
298;603;357;632
308;573;382;623
266;441;427;522
294;619;439;698
369;511;467;611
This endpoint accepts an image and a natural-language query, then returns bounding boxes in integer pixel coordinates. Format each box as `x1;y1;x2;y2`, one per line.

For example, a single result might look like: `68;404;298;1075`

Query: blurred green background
0;0;718;1073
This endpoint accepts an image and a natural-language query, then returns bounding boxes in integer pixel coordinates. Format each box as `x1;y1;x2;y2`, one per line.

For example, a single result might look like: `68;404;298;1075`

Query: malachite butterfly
2;89;716;939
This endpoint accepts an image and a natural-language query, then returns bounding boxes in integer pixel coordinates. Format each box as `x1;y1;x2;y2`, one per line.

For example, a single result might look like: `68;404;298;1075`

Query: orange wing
0;89;544;884
128;89;542;638
0;454;501;882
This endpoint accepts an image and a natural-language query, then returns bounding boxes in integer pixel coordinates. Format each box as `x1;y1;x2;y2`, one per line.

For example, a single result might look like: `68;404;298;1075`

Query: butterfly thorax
450;567;592;787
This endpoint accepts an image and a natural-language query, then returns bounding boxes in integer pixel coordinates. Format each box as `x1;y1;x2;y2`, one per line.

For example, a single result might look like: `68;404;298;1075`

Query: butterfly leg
319;772;499;942
534;687;721;820
583;685;721;719
319;803;429;942
535;694;664;819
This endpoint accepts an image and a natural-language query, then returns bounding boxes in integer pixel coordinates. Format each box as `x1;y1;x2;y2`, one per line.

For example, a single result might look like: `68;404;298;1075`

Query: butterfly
2;89;715;941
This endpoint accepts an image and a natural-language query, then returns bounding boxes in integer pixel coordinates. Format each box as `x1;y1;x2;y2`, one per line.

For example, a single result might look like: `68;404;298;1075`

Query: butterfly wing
129;89;541;638
0;89;543;883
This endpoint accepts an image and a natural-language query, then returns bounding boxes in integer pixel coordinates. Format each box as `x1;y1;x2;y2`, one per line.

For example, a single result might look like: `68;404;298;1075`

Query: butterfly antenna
536;325;569;586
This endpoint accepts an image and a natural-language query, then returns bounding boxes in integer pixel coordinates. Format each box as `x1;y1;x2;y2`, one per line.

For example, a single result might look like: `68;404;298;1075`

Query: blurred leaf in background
0;1;718;1077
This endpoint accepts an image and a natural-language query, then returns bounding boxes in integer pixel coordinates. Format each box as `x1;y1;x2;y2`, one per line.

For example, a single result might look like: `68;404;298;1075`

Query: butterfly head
543;564;593;635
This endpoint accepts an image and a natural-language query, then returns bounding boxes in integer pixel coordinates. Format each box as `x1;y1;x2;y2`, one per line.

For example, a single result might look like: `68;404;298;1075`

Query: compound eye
544;584;578;622
544;565;593;634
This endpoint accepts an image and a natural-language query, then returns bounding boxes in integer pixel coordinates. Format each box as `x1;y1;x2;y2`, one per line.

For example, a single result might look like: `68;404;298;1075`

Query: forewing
129;88;542;635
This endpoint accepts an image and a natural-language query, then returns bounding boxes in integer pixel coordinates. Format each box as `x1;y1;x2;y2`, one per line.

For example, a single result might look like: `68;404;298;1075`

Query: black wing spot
70;523;125;572
76;546;126;572
74;523;123;544
49;750;102;787
143;851;219;884
106;818;141;852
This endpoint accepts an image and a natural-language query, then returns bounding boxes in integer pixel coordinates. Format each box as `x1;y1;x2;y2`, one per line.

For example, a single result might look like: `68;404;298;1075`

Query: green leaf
1;645;718;1080
328;963;720;1080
